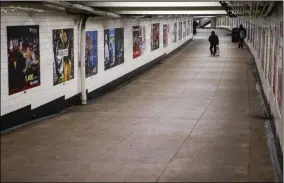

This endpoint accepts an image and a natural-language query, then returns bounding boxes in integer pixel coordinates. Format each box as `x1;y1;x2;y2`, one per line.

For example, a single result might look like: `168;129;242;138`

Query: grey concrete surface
1;29;277;182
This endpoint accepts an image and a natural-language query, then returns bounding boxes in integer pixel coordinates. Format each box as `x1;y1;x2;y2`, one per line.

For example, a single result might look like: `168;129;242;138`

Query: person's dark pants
238;38;244;48
210;44;217;55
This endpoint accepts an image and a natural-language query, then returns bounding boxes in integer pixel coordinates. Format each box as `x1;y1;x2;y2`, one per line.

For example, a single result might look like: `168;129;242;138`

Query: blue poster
85;31;98;77
104;28;124;70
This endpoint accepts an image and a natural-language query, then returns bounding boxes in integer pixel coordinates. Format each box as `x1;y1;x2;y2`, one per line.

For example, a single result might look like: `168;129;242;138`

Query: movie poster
252;23;254;43
261;28;265;70
268;27;274;86
172;23;177;43
264;28;269;79
151;23;159;51
104;28;124;70
277;22;283;112
187;20;190;35
133;25;146;59
247;22;250;41
252;23;254;45
183;21;186;38
85;31;98;77
252;24;255;48
273;25;279;95
254;25;257;49
249;22;252;43
178;22;182;40
163;24;169;48
255;25;258;49
53;29;74;85
7;25;40;95
258;26;262;60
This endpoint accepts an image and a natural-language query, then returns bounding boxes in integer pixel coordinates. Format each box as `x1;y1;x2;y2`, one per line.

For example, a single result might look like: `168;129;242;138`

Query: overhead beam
102;7;225;11
76;0;228;1
111;10;227;15
82;2;222;7
45;1;120;18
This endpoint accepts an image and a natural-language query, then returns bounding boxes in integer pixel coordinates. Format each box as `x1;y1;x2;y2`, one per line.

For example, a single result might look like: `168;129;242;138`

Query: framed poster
264;28;269;79
7;25;40;95
53;28;74;85
277;22;283;112
133;25;146;59
252;24;255;48
151;23;160;51
183;21;186;38
249;22;252;43
187;20;190;35
163;24;169;48
273;25;279;95
85;31;98;77
258;26;262;59
190;20;193;34
247;22;250;41
172;23;177;43
178;22;182;40
261;28;265;70
104;28;124;70
268;27;275;86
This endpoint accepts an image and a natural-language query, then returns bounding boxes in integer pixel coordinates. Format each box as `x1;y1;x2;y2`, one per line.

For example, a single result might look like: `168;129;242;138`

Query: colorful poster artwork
7;25;40;95
264;28;269;79
85;31;98;77
247;22;250;41
277;22;283;112
178;22;182;40
258;26;262;60
273;25;279;95
104;28;124;70
151;23;160;51
133;25;146;59
53;28;74;85
249;22;252;43
187;20;190;35
268;27;274;86
183;21;186;38
252;24;255;47
163;24;169;48
261;28;265;70
172;23;177;43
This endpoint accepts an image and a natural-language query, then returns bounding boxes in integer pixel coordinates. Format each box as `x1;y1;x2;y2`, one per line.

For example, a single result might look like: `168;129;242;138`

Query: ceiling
1;1;279;18
80;1;227;16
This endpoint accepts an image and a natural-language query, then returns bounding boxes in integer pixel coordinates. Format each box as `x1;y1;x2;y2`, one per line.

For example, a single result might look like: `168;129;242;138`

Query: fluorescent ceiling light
113;10;227;15
194;16;216;18
83;2;222;7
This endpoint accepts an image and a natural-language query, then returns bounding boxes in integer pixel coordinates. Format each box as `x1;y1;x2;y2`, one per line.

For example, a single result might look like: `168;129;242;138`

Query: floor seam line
155;117;201;182
155;53;218;183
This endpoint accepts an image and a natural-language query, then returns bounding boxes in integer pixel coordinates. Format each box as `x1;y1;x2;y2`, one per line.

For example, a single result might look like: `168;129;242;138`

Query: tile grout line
246;54;253;182
145;40;202;120
156;55;228;182
103;41;200;155
155;55;226;182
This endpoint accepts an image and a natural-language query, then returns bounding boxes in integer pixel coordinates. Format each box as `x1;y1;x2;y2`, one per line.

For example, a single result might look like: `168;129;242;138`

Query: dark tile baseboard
246;42;283;181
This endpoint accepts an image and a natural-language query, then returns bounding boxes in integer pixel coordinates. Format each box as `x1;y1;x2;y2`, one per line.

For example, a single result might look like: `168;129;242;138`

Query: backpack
240;30;245;39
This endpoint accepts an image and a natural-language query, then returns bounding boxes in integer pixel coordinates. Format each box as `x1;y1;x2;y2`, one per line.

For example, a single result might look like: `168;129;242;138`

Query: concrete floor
1;29;277;182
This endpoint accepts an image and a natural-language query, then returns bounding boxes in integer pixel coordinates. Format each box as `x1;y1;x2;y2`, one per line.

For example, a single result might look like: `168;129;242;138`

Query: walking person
193;20;199;35
208;31;219;56
238;24;246;48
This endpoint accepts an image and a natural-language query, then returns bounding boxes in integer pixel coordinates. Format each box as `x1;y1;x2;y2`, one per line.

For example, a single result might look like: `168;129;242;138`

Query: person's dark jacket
193;21;199;29
238;27;247;39
209;34;219;45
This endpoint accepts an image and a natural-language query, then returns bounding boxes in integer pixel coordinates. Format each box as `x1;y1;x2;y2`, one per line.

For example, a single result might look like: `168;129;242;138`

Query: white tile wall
0;10;193;116
216;8;283;151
